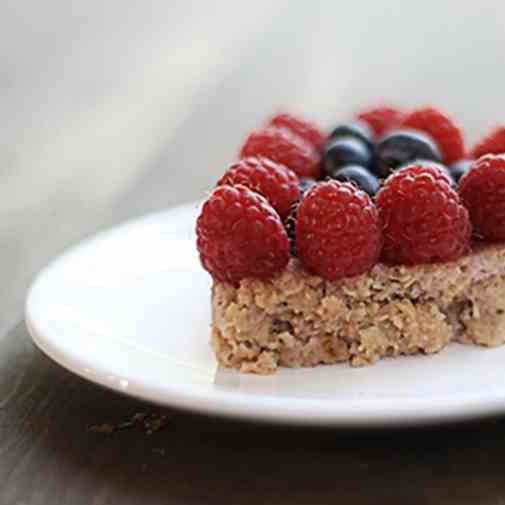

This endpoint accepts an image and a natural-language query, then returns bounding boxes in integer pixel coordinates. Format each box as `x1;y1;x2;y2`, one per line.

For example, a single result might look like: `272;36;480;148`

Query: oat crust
210;243;505;374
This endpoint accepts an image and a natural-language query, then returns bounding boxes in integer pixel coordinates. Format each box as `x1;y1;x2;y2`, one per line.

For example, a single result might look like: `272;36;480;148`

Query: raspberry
240;126;321;179
401;107;465;164
376;164;471;265
296;181;382;280
268;112;326;151
470;126;505;159
216;156;299;219
356;106;405;138
196;185;289;284
458;155;505;241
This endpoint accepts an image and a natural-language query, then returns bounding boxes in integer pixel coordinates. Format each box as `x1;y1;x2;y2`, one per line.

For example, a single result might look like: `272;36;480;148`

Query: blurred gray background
2;0;505;334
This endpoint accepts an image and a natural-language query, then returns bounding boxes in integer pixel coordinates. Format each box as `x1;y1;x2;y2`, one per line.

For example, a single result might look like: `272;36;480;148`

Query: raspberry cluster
196;107;505;284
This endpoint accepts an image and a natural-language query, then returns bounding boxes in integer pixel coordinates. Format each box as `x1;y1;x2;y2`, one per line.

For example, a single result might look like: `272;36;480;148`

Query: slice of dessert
211;242;505;374
197;108;505;374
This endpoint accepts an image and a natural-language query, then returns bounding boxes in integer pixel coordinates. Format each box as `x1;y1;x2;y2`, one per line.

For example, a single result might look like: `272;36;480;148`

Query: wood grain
2;323;505;504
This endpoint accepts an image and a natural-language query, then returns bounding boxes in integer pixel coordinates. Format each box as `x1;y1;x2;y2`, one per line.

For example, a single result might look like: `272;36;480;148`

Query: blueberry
328;120;374;150
449;159;474;184
329;164;380;196
298;177;317;196
376;129;442;178
322;136;374;176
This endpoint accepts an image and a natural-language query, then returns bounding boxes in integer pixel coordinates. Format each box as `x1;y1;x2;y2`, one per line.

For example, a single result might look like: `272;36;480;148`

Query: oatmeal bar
211;243;505;374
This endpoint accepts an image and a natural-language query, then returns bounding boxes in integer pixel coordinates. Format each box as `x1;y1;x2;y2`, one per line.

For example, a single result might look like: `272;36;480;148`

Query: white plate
26;203;505;427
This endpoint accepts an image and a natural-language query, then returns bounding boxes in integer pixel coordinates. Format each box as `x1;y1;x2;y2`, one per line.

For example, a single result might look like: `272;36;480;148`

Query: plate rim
25;202;505;428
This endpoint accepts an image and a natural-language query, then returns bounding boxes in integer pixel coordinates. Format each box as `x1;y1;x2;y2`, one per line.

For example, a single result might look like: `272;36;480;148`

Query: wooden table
3;320;505;505
3;2;505;503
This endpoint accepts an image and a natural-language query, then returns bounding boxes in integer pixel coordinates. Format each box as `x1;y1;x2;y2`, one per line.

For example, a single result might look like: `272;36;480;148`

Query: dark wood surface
4;2;505;503
2;322;505;505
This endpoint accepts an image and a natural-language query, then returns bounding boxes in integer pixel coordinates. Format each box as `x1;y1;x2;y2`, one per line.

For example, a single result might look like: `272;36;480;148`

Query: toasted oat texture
210;243;505;374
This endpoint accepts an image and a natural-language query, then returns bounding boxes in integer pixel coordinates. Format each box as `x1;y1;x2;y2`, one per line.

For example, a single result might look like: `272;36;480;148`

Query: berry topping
401;107;465;164
449;159;473;184
296;181;383;279
328;120;374;150
376;164;471;265
470;126;505;159
329;165;380;196
268;112;325;151
356;106;405;138
399;159;453;185
217;156;299;219
240;126;321;179
376;129;442;178
459;154;505;241
196;185;289;284
322;137;374;176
